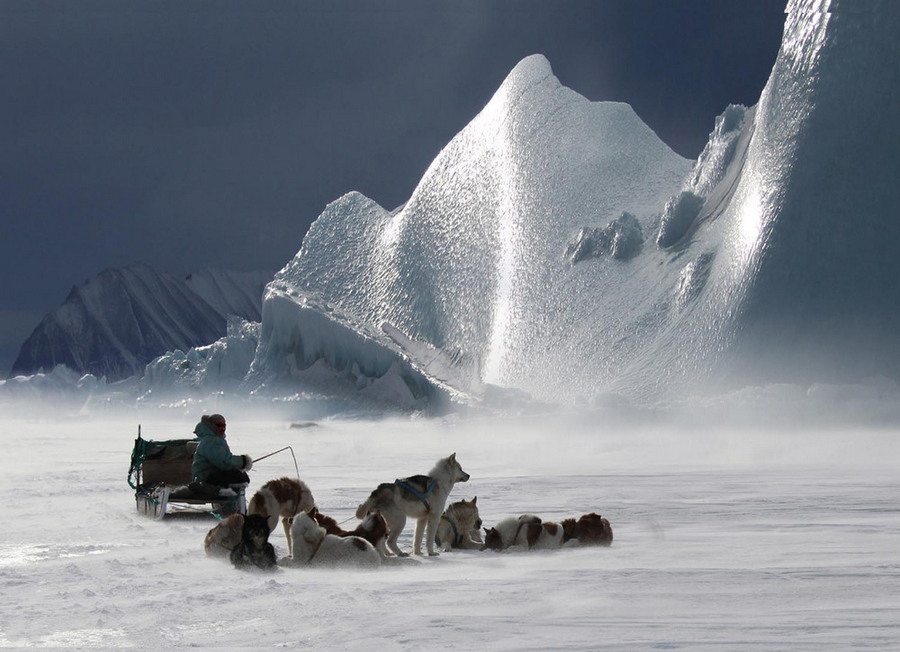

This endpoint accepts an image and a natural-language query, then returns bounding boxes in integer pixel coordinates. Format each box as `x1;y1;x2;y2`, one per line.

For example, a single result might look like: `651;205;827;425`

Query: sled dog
247;477;315;553
482;514;564;551
356;453;470;556
561;512;614;546
204;513;244;557
435;497;483;551
230;514;278;571
284;512;381;568
309;506;389;557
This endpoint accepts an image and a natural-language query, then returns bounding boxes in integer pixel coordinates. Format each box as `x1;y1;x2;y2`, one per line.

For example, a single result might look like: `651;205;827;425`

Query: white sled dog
247;477;315;554
284;512;381;568
435;497;483;551
356;453;470;557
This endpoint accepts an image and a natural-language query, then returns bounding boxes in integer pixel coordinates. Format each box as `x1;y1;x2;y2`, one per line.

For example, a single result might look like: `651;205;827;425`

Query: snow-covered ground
2;409;899;649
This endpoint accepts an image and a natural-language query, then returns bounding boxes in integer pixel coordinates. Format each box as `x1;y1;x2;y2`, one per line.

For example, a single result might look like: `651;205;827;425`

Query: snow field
1;414;898;649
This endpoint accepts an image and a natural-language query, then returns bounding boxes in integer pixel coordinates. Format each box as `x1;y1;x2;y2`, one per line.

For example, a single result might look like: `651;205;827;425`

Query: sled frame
129;426;246;520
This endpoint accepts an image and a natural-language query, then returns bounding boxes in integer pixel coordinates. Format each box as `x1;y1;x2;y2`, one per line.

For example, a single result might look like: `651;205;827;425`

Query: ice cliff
251;0;900;407
709;0;900;386
12;0;900;414
252;54;694;405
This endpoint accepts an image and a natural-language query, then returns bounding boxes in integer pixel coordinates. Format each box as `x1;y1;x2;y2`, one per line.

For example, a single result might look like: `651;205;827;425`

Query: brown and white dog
308;506;389;557
482;512;614;551
204;513;244;557
482;514;564;551
247;477;316;553
561;512;614;546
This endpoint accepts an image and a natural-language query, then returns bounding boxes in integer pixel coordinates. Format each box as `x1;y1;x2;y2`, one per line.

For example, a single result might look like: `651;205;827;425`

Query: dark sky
0;0;787;376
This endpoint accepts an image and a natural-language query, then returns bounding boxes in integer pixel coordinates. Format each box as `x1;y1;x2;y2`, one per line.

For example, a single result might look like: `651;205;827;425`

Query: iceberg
256;54;692;407
8;0;899;416
707;0;900;387
250;0;900;408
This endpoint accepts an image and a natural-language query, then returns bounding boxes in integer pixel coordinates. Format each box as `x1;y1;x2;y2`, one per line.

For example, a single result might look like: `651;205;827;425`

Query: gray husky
435;497;483;551
356;453;470;557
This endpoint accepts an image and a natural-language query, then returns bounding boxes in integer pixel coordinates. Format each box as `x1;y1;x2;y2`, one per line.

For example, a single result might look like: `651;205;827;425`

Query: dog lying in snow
561;512;613;546
482;512;613;551
434;497;483;551
230;514;278;571
204;513;244;557
482;514;564;551
282;512;381;568
309;506;389;557
356;453;470;557
247;477;315;555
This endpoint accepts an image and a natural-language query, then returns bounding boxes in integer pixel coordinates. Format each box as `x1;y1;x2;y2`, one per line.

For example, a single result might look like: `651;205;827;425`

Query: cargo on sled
127;425;247;519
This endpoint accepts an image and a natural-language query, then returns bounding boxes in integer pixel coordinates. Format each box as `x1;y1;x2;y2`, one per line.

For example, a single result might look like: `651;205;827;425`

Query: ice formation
6;0;899;415
140;317;261;397
565;212;644;263
252;0;900;407
255;54;692;407
708;0;900;386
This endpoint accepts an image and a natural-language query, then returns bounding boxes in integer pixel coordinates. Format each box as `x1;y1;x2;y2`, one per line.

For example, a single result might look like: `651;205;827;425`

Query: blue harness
394;476;438;511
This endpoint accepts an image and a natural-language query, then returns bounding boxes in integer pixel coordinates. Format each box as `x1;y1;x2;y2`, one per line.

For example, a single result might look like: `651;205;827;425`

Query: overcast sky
0;0;787;376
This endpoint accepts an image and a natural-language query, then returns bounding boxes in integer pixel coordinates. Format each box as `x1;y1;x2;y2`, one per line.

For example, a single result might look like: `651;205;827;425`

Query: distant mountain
9;263;272;381
185;267;270;323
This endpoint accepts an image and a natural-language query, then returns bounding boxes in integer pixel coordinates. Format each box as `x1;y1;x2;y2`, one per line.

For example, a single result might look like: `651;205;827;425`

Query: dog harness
304;533;325;564
394;475;438;512
436;514;462;548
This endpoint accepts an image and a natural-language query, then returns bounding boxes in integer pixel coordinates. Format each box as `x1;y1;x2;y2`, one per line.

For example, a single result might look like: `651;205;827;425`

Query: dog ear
471;496;477;505
448;452;456;462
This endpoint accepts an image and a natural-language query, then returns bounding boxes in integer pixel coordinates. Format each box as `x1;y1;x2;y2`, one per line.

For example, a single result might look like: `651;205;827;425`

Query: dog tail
355;496;374;520
356;483;394;519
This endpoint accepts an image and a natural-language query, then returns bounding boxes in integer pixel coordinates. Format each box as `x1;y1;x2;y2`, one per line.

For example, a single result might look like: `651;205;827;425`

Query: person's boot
188;480;222;499
229;482;250;494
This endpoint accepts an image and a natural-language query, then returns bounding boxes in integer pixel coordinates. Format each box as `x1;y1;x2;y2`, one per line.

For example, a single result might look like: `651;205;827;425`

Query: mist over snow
2;411;900;648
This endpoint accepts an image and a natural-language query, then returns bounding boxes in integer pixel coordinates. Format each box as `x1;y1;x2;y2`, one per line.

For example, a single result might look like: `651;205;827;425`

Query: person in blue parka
191;414;253;490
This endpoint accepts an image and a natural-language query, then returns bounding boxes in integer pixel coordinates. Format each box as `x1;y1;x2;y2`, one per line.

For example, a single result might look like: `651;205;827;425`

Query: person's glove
241;455;254;472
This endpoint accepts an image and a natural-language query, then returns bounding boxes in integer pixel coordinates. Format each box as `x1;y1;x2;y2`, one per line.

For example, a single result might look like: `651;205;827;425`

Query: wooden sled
128;426;247;519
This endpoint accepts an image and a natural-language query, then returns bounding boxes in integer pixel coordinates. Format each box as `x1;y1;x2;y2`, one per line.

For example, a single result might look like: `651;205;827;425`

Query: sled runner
128;426;247;519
